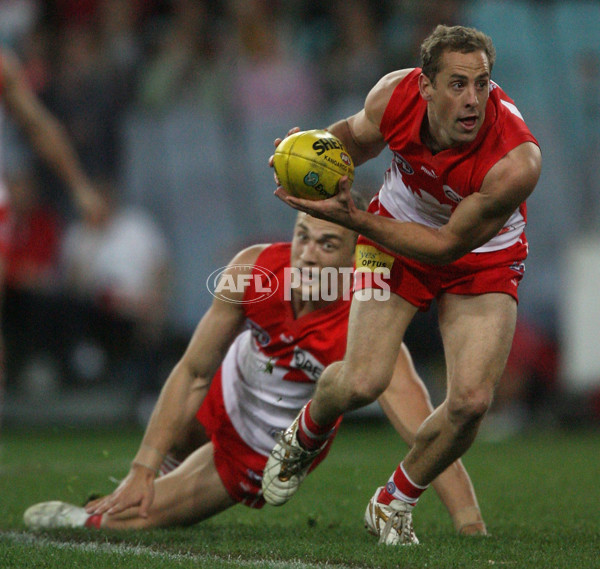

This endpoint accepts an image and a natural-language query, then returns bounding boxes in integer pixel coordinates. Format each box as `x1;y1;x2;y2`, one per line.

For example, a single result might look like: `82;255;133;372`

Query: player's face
289;213;356;302
419;49;490;150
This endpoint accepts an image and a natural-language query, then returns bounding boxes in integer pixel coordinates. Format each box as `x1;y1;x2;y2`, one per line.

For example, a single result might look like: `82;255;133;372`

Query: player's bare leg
103;443;235;528
159;415;211;475
365;293;515;544
262;292;413;507
378;344;486;535
262;290;417;516
399;293;517;486
311;291;415;423
24;443;236;530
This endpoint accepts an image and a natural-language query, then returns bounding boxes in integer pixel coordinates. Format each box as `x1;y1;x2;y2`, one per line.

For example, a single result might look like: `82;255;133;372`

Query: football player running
261;25;541;545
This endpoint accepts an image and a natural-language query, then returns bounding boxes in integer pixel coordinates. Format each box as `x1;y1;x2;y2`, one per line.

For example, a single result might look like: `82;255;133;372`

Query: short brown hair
420;25;496;83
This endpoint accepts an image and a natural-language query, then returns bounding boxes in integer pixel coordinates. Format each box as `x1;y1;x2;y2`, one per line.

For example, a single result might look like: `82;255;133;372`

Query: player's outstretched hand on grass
85;463;156;519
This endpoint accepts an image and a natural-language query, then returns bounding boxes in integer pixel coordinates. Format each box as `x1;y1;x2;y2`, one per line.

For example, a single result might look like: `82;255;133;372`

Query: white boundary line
1;531;359;569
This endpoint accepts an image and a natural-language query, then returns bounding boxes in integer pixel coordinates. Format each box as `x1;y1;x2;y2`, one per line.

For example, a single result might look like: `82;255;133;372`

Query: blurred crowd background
2;0;600;436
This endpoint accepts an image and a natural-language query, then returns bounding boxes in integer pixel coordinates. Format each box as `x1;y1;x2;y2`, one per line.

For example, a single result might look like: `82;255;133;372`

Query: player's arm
0;50;104;217
86;244;267;517
357;141;541;264
277;142;541;265
326;69;413;166
268;69;412;172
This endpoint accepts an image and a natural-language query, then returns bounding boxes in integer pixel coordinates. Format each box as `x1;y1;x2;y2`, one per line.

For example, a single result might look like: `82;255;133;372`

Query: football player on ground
24;204;486;535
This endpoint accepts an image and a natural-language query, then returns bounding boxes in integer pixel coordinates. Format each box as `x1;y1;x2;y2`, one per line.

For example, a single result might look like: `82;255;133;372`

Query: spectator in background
59;178;171;397
46;23;125;181
384;0;467;68
2;169;63;394
135;0;218;112
0;0;40;51
0;47;104;429
95;0;145;85
320;0;387;115
222;0;324;237
4;170;61;293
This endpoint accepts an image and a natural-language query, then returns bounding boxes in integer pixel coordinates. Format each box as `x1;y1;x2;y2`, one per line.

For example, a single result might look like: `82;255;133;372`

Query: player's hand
85;463;156;518
274;175;360;230
268;126;301;187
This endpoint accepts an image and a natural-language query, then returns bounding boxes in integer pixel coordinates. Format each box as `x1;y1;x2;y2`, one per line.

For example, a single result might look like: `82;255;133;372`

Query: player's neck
290;294;338;318
420;118;445;155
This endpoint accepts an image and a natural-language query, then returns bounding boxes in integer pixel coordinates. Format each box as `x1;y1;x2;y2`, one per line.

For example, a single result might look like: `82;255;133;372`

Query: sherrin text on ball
273;129;354;200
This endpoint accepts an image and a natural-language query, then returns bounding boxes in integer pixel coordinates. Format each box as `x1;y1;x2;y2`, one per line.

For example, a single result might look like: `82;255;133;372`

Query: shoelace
379;506;413;545
273;430;320;478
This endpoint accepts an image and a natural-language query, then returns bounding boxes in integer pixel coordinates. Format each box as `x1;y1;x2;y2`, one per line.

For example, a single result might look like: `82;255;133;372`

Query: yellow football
273;129;354;200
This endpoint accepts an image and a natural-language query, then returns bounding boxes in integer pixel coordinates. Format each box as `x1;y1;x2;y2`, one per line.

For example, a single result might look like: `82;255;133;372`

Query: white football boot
364;487;419;545
262;412;326;506
24;501;90;529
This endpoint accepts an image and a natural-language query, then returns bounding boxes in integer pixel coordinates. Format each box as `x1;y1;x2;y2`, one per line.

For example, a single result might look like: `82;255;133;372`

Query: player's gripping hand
269;126;361;228
274;174;361;231
268;126;301;189
85;462;156;519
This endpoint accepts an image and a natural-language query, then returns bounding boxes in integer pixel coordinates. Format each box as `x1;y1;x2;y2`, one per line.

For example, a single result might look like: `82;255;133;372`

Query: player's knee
344;369;388;408
447;387;493;427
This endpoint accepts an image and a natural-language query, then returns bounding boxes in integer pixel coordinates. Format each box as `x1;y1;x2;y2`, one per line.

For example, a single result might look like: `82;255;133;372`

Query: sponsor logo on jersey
392;152;414;175
246;319;271;346
443;185;463;204
354;245;392;301
355;245;394;272
509;261;526;275
290;346;325;382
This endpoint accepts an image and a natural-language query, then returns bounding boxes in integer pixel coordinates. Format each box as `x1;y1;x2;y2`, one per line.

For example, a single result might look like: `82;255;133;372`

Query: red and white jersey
221;243;350;456
378;68;539;253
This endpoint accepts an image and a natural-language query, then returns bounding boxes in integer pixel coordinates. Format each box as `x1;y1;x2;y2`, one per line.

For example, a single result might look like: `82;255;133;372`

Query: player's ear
419;73;433;101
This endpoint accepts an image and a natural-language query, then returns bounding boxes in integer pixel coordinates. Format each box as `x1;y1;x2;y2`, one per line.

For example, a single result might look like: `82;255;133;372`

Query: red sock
296;401;338;451
377;462;428;506
84;514;103;529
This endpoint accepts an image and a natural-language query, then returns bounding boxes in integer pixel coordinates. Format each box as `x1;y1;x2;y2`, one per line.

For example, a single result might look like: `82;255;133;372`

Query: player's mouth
458;115;479;131
299;267;320;284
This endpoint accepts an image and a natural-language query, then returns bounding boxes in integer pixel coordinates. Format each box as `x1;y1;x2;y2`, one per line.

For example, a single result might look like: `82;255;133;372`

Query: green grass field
1;420;598;569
